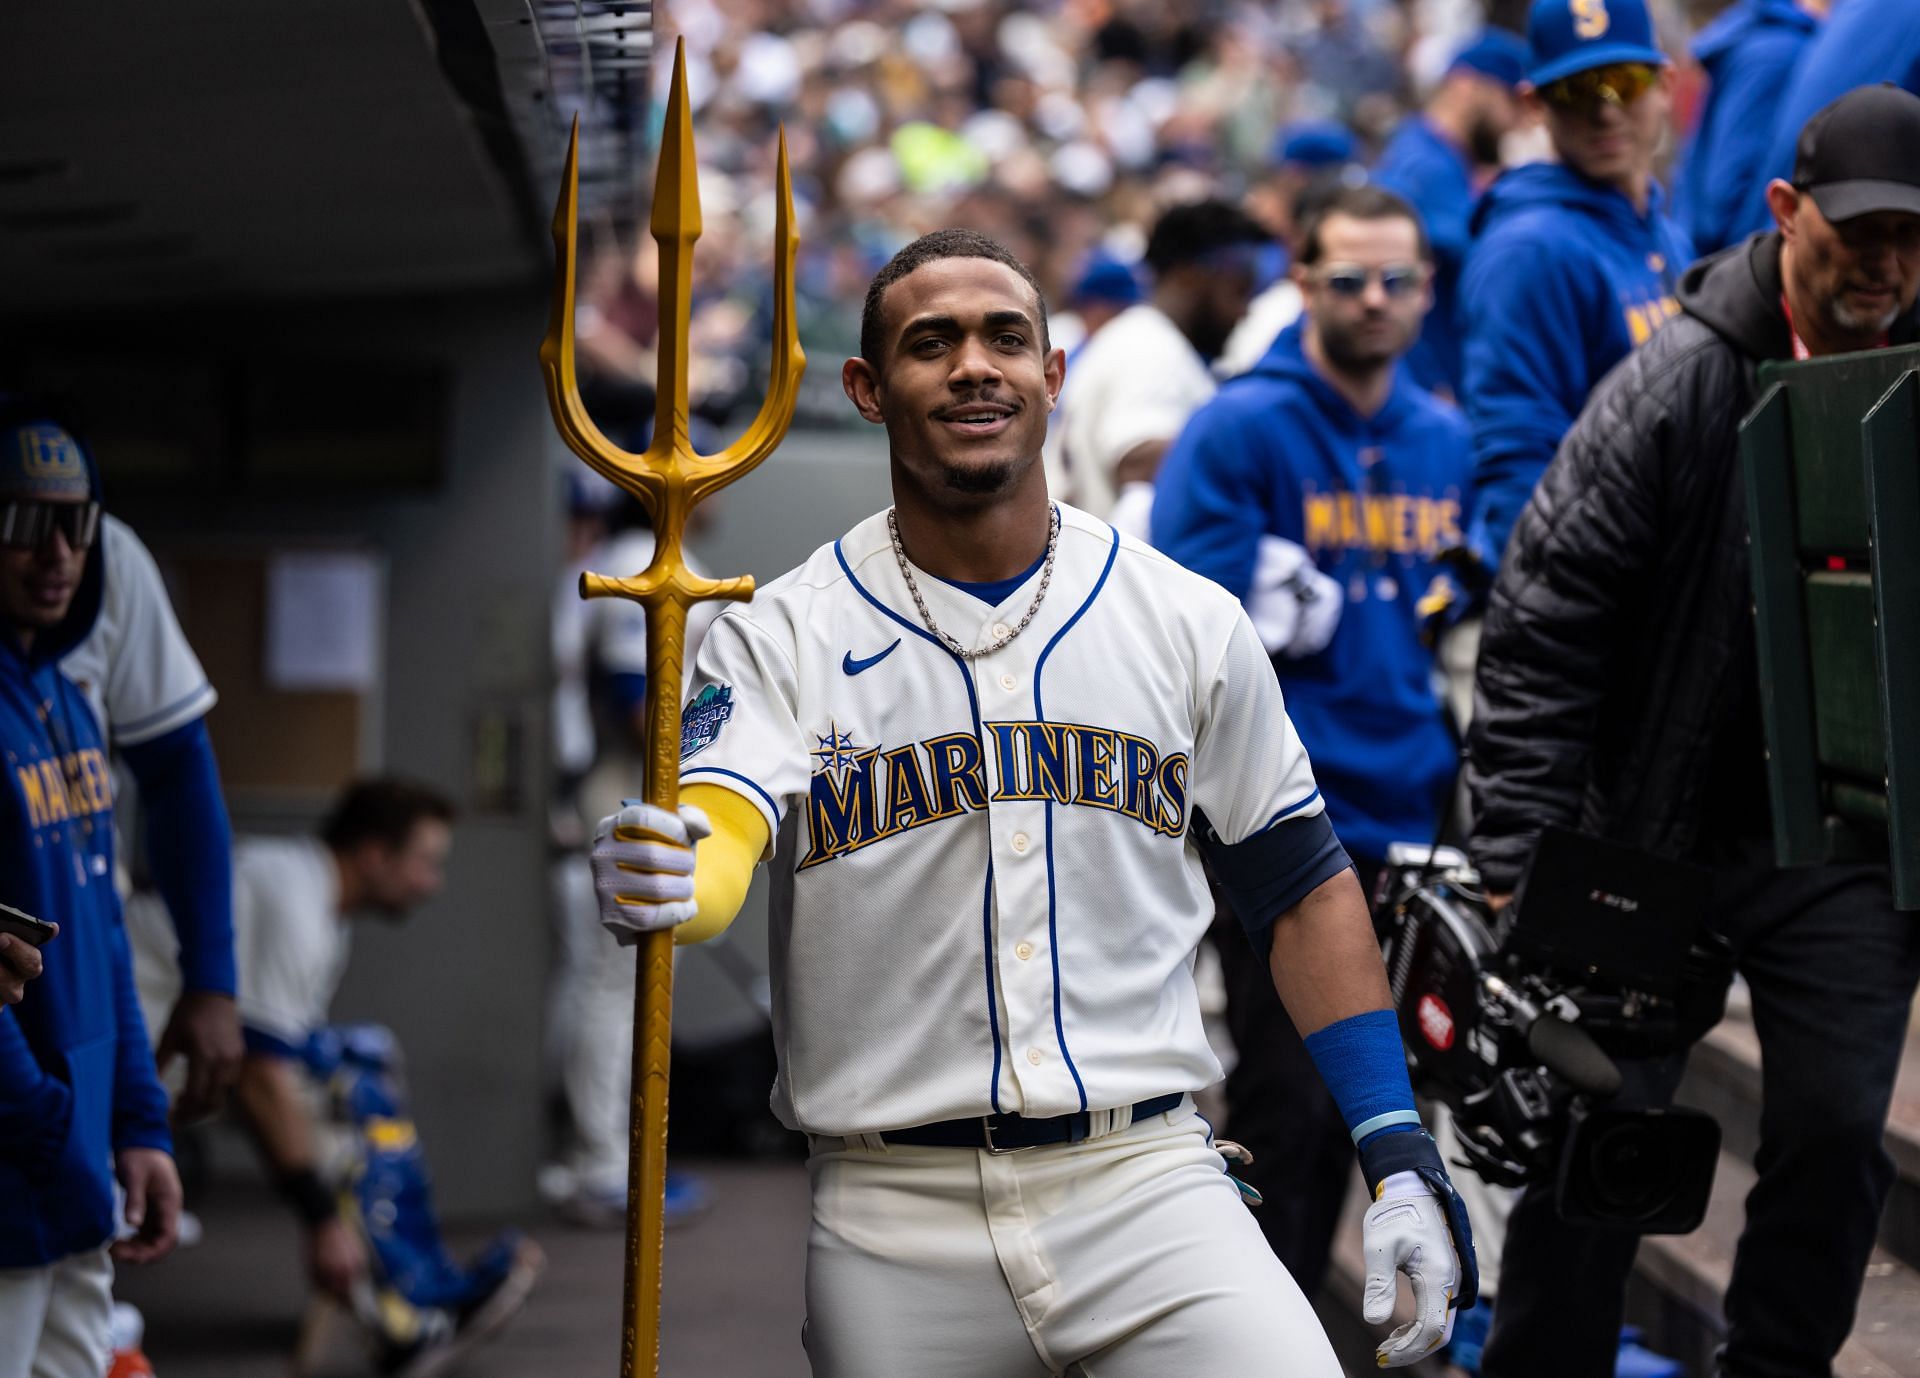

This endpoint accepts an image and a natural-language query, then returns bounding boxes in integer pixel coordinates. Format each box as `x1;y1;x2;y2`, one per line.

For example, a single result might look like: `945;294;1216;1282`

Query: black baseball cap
1793;84;1920;223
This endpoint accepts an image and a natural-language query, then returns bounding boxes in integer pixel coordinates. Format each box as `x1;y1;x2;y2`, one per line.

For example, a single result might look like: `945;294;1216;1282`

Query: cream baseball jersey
680;502;1329;1137
63;515;217;746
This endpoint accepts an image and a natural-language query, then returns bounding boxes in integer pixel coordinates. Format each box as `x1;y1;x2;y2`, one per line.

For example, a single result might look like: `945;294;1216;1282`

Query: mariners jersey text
14;747;113;831
803;720;1189;868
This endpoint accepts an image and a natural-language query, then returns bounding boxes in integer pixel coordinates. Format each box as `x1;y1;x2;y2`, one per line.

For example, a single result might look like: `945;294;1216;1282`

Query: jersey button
1015;941;1034;961
992;622;1011;639
1011;832;1030;853
1027;1047;1044;1065
999;672;1017;691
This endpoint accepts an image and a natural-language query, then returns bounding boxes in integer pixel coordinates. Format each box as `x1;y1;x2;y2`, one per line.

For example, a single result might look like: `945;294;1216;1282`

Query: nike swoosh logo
842;639;902;676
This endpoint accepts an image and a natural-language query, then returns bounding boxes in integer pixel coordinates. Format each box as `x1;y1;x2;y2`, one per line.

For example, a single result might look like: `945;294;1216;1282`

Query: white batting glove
590;802;712;944
1362;1170;1461;1368
1245;535;1343;658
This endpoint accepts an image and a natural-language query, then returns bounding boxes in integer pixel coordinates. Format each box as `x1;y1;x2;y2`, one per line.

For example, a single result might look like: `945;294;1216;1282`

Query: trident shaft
537;37;803;1377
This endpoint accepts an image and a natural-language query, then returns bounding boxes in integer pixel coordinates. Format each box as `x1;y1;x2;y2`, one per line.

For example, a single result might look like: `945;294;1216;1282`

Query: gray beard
1830;296;1899;335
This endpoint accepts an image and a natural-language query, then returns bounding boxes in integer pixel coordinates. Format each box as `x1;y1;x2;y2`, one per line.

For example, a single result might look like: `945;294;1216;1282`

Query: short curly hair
860;229;1051;365
321;776;455;853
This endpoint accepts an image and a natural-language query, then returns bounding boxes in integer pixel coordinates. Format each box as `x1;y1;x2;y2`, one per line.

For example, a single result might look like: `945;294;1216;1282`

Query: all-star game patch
681;683;735;760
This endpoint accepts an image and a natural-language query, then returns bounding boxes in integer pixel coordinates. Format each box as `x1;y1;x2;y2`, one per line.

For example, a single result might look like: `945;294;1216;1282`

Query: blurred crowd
574;0;1529;432
562;0;1889;435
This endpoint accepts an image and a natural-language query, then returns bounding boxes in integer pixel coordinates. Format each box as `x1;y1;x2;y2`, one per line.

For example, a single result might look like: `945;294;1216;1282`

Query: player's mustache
931;395;1018;420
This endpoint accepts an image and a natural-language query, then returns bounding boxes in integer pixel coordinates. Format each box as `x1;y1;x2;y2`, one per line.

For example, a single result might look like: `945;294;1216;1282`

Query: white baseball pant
802;1100;1343;1377
0;1246;113;1378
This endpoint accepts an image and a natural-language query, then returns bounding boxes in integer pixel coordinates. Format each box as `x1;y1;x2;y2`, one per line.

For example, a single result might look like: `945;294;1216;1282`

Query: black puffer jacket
1466;231;1920;890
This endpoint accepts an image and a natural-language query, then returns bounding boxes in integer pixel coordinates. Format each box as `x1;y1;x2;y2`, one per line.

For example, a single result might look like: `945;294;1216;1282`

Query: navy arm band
1194;807;1353;956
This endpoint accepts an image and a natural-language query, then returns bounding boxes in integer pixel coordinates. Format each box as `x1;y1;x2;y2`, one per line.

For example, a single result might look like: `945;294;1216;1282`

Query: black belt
882;1093;1186;1154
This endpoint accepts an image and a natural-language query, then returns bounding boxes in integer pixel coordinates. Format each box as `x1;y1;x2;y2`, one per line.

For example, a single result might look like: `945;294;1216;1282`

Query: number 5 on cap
1572;0;1610;39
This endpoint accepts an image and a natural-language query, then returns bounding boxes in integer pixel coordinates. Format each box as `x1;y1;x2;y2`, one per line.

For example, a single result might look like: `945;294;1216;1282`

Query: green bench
1741;343;1920;909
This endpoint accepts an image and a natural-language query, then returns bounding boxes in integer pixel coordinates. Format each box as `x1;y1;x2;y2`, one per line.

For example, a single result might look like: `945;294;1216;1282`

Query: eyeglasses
1309;263;1429;299
1539;62;1659;114
0;500;101;551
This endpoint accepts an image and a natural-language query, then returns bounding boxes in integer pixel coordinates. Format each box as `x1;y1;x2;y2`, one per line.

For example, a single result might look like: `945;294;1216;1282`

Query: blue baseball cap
1069;252;1143;307
0;422;91;501
1272;120;1355;171
1526;0;1667;87
1449;29;1529;90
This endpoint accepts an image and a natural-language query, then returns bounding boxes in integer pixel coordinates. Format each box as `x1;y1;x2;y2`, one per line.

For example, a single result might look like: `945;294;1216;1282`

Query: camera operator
1465;86;1920;1378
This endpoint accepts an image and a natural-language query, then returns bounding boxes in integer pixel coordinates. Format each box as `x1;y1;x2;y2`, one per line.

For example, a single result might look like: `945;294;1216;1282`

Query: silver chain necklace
887;505;1060;660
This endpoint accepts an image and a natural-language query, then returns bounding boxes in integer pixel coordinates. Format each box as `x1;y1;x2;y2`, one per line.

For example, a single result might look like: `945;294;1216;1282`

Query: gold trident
538;37;804;1378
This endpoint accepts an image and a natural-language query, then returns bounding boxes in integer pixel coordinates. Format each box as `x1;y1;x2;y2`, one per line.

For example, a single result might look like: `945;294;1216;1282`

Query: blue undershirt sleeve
1194;808;1353;956
607;671;648;717
121;718;236;998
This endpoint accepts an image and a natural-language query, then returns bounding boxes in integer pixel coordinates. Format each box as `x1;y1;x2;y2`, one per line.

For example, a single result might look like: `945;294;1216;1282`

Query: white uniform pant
803;1102;1342;1378
549;855;634;1191
0;1247;113;1378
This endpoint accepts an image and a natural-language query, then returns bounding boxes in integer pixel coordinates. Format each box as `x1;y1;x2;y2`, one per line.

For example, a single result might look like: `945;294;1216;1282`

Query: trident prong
536;35;804;1378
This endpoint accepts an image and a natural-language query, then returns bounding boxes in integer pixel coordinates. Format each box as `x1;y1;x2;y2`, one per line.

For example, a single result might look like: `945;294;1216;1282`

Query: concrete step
1676;999;1920;1271
1628;1147;1920;1377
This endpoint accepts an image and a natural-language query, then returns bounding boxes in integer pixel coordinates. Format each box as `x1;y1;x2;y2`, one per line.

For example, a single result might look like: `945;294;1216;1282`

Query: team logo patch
680;683;735;760
1416;993;1455;1052
8;423;90;499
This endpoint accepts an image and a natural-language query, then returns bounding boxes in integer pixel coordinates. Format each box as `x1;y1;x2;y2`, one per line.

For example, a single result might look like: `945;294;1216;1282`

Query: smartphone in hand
0;903;57;946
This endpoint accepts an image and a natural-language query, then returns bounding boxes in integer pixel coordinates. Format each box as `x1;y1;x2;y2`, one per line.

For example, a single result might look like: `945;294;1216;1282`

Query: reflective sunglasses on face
0;499;101;551
1539;62;1659;114
1311;263;1429;299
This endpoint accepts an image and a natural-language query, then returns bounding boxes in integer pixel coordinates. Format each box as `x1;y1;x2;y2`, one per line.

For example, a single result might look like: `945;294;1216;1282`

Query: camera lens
1586;1120;1685;1221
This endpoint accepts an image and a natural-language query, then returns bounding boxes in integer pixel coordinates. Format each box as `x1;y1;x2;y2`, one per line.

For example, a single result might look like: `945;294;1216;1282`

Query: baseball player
591;230;1478;1375
0;399;240;1126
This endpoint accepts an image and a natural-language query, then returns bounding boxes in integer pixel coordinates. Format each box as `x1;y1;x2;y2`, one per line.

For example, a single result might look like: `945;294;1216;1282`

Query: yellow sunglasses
1539;62;1659;113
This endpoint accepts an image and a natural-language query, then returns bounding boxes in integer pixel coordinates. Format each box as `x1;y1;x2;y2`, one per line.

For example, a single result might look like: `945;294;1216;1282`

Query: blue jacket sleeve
1459;233;1597;570
1737;1;1920;237
1150;396;1273;600
0;1007;73;1177
109;923;173;1155
122;719;235;998
1681;31;1813;255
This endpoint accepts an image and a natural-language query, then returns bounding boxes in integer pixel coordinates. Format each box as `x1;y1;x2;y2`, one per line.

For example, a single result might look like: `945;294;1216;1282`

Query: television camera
1374;827;1733;1232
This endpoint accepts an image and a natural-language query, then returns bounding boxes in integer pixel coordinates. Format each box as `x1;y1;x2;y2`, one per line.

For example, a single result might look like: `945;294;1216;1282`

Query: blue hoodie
1152;324;1467;861
0;449;172;1268
1373;116;1476;394
1458;163;1694;570
1675;0;1820;255
1736;0;1920;238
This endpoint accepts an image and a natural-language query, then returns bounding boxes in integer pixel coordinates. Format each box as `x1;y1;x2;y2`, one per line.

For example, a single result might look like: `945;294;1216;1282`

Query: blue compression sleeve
1303;1008;1421;1146
122;718;236;997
